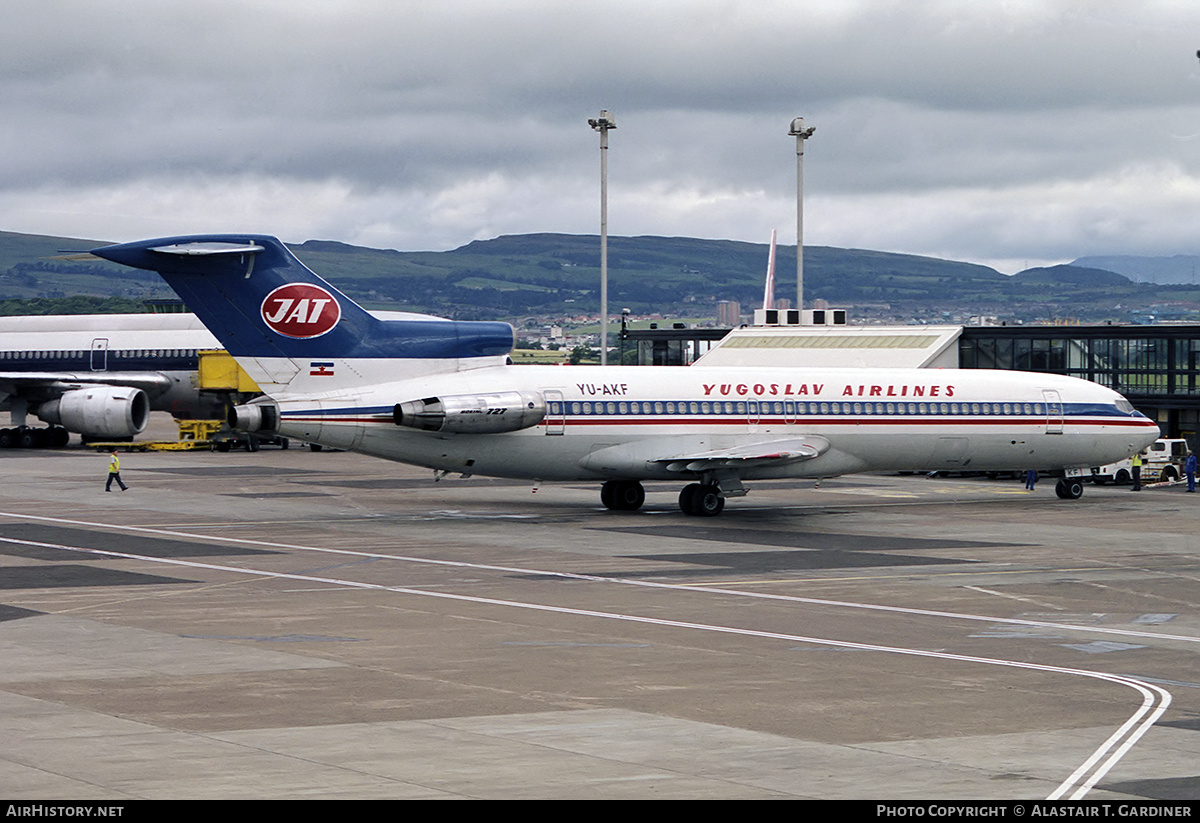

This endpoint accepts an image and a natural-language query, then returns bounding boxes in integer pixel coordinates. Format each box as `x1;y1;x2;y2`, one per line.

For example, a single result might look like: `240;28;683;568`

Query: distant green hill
0;229;1195;324
1072;254;1200;285
0;230;170;302
287;233;1018;318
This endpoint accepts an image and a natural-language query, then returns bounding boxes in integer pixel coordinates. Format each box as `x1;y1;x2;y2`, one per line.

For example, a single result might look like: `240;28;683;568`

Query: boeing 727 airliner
92;235;1160;515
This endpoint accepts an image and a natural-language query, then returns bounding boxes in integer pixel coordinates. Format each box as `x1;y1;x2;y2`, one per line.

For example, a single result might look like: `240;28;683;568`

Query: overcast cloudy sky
4;0;1200;272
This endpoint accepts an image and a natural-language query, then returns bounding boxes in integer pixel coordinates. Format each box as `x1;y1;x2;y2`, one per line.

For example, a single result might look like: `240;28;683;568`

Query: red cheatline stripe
281;414;1155;429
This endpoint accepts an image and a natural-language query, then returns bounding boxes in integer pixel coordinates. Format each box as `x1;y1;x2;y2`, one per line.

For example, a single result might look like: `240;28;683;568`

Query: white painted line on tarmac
0;509;1193;648
0;513;1173;800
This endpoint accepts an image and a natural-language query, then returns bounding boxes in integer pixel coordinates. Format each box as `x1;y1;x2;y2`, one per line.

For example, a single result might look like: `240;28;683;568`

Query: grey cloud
4;0;1200;269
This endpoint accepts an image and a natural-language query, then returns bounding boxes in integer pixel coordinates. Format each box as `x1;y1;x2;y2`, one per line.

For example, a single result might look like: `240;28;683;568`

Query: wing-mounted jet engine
393;391;545;434
36;386;149;439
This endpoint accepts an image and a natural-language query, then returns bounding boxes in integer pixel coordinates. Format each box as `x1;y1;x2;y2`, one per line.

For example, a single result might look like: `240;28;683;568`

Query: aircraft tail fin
91;234;514;393
761;229;777;310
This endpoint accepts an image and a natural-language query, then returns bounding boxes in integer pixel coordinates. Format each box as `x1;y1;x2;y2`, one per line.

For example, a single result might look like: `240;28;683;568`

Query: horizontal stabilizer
148;241;266;256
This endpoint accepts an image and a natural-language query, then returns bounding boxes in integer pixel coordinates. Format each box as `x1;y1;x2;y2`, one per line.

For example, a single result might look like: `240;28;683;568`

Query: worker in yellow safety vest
106;450;128;492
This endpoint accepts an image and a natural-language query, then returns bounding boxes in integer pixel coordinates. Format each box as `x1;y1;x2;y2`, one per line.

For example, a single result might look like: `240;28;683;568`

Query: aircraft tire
1055;478;1084;500
618;481;645;510
0;429;13;449
601;479;645;511
680;483;724;516
49;427;70;448
18;428;42;449
695;485;725;516
679;484;696;514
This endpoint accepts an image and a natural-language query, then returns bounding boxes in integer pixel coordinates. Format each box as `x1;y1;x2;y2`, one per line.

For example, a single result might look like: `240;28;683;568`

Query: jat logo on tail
261;284;341;339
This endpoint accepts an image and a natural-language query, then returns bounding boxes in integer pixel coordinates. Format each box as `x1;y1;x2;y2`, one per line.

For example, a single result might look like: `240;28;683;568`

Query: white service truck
1090;437;1189;484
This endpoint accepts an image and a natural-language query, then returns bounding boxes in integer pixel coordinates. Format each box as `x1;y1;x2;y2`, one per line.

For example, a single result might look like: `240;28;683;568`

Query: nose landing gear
1055;477;1084;499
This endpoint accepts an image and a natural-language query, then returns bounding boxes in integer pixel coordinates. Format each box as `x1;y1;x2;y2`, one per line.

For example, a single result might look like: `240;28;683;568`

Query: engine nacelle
36;387;149;439
229;402;279;432
394;391;545;434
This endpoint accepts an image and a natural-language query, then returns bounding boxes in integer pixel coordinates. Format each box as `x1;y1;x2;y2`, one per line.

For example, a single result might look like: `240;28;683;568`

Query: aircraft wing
0;374;174;395
650;436;829;472
0;371;173;399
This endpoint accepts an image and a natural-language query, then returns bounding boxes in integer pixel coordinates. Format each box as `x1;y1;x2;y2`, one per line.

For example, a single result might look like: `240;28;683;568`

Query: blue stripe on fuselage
280;401;1146;423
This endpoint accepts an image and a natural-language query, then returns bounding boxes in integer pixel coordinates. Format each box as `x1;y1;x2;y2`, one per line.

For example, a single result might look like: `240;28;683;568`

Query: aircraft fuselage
269;363;1157;482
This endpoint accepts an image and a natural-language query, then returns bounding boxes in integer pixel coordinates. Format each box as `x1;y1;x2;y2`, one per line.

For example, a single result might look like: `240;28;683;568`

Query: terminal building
626;318;1200;445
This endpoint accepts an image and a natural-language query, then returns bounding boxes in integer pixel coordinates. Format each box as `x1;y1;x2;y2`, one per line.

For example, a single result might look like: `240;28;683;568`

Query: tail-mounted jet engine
394;391;545;434
36;387;150;439
228;402;279;433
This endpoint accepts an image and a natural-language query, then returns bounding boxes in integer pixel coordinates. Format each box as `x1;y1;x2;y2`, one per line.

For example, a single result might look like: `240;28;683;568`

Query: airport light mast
589;110;616;365
789;116;815;311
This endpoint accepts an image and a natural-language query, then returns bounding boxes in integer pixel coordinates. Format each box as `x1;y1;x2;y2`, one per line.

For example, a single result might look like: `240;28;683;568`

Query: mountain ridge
1;229;1196;324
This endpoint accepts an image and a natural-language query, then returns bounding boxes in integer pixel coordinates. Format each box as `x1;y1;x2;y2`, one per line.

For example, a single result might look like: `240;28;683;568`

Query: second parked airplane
0;313;223;446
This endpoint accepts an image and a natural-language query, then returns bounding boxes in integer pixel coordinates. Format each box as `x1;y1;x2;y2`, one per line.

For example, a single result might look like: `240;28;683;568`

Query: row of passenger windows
563;400;1050;417
112;349;199;359
0;349;199;360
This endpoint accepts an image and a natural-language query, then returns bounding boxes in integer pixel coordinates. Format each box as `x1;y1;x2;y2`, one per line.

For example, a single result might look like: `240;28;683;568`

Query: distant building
961;324;1200;445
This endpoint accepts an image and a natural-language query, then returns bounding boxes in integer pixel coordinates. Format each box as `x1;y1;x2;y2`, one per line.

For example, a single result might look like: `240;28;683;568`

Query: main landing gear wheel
600;479;645;511
1055;477;1084;499
679;483;724;516
0;426;66;449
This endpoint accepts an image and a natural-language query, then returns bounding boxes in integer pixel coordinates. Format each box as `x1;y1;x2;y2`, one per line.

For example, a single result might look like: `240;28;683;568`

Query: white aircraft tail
761;229;777;310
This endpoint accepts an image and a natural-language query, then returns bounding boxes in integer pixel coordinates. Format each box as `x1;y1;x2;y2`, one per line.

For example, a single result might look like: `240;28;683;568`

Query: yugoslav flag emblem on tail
309;362;335;376
261;283;342;339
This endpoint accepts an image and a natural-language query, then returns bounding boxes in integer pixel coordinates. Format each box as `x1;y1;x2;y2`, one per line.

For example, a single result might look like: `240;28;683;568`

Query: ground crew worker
106;450;128;492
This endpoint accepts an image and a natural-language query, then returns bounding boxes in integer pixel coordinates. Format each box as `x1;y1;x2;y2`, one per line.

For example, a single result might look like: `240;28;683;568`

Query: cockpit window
1116;399;1135;414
